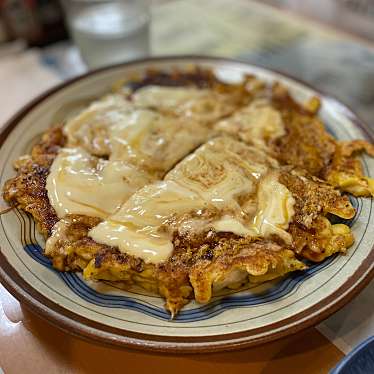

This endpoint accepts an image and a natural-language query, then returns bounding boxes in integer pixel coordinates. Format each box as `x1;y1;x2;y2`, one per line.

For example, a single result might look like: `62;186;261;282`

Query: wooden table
0;284;343;374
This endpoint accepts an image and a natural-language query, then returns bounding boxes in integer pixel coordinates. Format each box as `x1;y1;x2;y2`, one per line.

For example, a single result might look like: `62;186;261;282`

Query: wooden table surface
0;284;343;374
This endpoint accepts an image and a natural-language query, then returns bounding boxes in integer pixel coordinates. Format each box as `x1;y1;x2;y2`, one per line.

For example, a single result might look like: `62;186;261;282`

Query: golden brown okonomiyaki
3;67;374;316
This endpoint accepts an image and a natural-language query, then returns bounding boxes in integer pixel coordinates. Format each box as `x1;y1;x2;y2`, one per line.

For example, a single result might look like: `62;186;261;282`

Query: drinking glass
61;0;150;69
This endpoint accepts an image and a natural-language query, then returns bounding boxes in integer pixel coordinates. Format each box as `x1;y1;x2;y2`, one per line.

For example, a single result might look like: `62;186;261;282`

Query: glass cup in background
61;0;150;69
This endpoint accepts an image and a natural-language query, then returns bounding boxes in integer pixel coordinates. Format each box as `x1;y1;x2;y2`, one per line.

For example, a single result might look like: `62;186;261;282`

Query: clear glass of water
61;0;150;69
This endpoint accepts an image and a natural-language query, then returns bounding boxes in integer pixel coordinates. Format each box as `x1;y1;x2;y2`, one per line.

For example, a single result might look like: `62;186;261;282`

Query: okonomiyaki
3;67;374;316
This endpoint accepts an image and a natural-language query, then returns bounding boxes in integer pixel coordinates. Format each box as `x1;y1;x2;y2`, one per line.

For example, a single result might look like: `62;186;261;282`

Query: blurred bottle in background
0;0;68;46
61;0;150;69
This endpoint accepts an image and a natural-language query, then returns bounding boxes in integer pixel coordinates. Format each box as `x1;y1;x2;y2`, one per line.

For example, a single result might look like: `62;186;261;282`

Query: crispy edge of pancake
279;168;355;226
270;83;337;177
324;140;374;197
85;234;306;317
115;66;265;96
187;239;305;305
2;127;64;236
289;217;354;262
43;213;306;316
44;214;102;271
279;168;355;261
270;83;374;196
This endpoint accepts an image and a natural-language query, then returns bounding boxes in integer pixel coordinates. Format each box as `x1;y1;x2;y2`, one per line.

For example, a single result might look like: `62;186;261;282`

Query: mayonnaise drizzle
48;87;293;265
89;137;295;263
48;93;211;220
215;100;285;148
46;147;151;219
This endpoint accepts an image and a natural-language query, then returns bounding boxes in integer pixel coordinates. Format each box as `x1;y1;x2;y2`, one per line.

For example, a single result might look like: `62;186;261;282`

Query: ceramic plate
0;57;373;353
